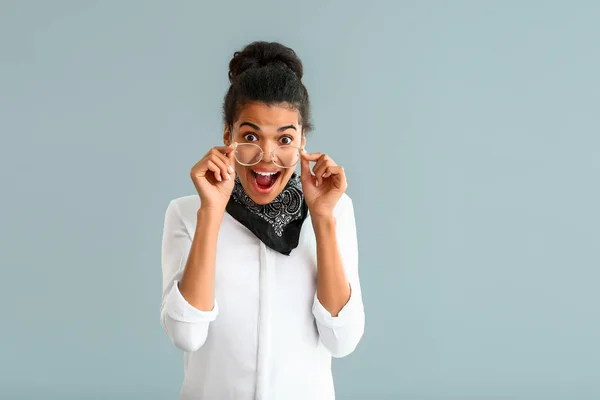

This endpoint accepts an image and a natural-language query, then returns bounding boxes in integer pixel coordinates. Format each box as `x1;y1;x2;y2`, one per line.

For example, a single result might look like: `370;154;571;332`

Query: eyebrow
239;122;297;132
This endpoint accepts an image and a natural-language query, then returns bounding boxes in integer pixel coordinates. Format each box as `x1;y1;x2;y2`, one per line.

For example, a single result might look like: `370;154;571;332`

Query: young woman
160;41;365;400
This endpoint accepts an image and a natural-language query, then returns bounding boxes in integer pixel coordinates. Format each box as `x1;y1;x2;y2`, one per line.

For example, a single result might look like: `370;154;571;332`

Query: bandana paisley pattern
230;174;304;236
226;173;308;255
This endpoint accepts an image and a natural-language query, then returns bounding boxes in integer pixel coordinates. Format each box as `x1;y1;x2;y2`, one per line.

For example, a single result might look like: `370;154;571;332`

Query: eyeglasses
233;142;303;168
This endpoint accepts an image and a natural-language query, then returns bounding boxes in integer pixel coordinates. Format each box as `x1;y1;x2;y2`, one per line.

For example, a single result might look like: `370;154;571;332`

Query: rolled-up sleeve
160;200;218;353
312;196;365;358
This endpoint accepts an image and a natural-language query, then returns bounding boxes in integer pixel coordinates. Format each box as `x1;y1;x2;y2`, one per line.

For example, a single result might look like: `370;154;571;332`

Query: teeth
254;171;278;176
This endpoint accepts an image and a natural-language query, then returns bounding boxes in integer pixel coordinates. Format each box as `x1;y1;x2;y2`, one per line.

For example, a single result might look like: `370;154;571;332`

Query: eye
243;133;258;142
279;136;293;145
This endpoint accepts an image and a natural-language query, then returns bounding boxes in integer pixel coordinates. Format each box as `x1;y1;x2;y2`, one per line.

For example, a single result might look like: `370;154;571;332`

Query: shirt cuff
164;281;219;323
312;285;362;328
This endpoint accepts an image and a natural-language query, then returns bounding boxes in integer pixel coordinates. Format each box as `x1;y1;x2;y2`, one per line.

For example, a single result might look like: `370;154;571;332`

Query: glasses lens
273;145;300;168
235;144;262;165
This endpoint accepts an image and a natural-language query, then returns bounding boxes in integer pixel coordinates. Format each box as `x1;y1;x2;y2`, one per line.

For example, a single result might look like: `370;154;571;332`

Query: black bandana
225;173;308;256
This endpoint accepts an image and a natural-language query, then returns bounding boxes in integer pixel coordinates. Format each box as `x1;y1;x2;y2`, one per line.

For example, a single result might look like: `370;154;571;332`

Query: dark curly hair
223;41;312;133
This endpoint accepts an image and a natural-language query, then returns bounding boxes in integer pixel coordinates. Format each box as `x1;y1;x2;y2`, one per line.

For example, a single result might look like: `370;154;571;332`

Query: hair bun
228;41;303;83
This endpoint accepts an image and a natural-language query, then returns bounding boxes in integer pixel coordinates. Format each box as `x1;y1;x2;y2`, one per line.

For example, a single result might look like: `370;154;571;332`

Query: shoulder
165;195;200;224
339;192;353;206
334;192;354;216
165;193;354;221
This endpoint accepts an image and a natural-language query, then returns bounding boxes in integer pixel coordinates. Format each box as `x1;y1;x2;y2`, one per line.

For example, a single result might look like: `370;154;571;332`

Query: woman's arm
178;207;223;310
313;215;351;316
312;196;365;358
160;200;222;352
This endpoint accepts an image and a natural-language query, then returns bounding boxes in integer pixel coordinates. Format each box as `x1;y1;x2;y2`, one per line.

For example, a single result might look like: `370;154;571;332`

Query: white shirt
160;193;365;400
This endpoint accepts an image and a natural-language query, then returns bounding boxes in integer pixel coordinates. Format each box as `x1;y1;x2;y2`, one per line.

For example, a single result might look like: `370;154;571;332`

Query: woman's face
224;102;305;205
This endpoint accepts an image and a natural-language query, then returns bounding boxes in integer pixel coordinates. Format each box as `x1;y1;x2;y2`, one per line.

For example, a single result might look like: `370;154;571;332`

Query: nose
261;143;277;163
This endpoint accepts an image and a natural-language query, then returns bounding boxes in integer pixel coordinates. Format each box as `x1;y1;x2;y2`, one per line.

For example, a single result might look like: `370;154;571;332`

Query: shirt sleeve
160;200;218;353
312;196;365;358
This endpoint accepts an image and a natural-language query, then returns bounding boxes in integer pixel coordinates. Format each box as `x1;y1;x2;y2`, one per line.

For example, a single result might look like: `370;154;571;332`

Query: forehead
235;102;300;131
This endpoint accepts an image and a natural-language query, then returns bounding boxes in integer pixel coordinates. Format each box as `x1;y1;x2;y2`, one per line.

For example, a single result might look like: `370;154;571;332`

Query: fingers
216;145;236;176
194;146;234;183
206;160;225;182
313;157;333;178
311;154;336;187
301;151;346;188
319;165;343;179
323;166;346;190
301;151;325;186
213;146;235;170
214;144;234;153
226;145;236;167
300;150;313;183
301;151;323;162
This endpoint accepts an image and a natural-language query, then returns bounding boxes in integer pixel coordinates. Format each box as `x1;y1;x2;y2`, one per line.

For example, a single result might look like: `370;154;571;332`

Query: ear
223;124;231;146
301;132;306;149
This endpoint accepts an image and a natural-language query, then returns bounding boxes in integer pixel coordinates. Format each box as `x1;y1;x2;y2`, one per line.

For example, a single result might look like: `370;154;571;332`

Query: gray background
1;1;599;399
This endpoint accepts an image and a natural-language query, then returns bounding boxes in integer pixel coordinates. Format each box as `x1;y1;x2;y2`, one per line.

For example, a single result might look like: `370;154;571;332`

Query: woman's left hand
300;151;347;218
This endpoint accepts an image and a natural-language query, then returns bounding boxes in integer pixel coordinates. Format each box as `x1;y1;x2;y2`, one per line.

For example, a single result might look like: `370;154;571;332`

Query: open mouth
251;170;281;192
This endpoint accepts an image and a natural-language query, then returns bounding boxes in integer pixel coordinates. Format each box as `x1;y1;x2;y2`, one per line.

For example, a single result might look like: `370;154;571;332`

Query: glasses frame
232;142;304;168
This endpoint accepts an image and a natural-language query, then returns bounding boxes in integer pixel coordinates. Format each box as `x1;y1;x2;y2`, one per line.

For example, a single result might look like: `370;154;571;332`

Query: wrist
311;214;336;232
197;206;225;223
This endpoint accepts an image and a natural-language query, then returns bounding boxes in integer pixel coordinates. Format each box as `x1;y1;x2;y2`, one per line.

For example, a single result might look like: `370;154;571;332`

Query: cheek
234;164;248;177
281;168;295;182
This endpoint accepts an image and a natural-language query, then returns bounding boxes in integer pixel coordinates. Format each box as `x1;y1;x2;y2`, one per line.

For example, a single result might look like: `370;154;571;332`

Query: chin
240;166;292;205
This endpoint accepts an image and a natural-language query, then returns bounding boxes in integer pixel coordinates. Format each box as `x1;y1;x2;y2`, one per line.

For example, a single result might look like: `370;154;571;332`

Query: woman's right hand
190;145;236;212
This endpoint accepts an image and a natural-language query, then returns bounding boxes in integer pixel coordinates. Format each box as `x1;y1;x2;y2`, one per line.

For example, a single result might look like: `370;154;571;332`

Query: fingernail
217;176;222;182
316;180;319;187
226;173;231;180
229;165;234;173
